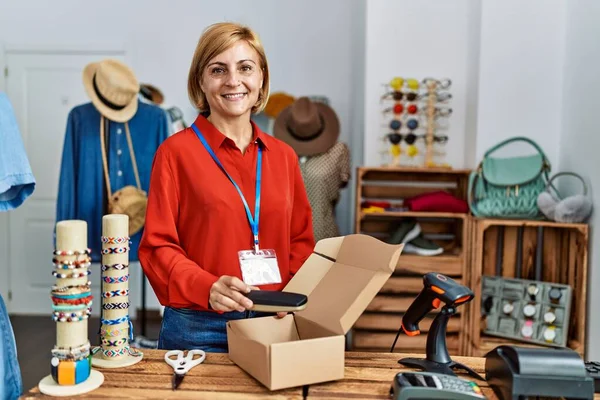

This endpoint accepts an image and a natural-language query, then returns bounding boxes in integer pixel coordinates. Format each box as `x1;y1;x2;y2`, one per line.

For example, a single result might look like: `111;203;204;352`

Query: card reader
390;371;487;399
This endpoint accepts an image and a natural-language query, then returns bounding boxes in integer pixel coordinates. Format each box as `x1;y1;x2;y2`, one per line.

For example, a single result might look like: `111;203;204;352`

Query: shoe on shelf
388;219;421;245
403;235;444;256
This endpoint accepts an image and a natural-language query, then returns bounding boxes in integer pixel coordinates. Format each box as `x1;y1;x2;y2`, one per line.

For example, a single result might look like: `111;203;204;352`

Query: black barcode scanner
245;290;308;313
392;273;483;381
402;273;473;335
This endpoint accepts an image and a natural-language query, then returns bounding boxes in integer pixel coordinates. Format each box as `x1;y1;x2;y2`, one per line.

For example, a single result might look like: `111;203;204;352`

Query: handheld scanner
401;273;474;336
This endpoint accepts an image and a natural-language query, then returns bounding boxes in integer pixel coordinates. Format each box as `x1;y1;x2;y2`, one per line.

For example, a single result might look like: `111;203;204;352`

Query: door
5;49;125;314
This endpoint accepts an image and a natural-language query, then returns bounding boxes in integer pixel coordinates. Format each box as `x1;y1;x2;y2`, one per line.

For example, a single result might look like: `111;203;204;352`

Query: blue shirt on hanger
0;92;36;211
56;101;169;262
0;91;32;400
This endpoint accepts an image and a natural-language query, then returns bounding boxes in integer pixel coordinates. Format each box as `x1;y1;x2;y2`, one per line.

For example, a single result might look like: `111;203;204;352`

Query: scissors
164;349;206;390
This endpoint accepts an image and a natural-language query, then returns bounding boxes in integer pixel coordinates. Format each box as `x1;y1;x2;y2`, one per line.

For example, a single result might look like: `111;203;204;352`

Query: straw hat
273;97;340;156
83;59;140;122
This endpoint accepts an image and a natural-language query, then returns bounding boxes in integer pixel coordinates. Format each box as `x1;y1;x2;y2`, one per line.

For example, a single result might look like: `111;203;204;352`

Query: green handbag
468;137;551;219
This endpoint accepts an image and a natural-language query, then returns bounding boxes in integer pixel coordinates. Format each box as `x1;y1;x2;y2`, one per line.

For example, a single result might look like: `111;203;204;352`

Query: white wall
364;0;477;168
0;0;363;310
558;0;600;361
475;0;566;166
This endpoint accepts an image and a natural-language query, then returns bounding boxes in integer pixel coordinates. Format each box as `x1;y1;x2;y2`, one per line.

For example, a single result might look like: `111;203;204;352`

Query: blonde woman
139;22;315;352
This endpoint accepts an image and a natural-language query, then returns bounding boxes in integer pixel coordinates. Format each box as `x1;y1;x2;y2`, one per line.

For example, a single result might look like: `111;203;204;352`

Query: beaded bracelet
102;275;129;284
53;309;91;319
100;327;128;337
101;246;129;255
53;258;91;269
52;270;90;279
102;302;129;310
101;236;130;244
53;314;89;322
53;248;91;256
50;295;94;306
101;263;128;272
102;289;129;298
51;291;91;300
51;282;91;293
52;302;92;312
51;295;93;306
101;337;128;347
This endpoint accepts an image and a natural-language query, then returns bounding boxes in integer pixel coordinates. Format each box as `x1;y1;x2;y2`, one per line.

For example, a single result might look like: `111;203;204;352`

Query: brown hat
83;59;140;122
273;97;339;156
140;83;165;105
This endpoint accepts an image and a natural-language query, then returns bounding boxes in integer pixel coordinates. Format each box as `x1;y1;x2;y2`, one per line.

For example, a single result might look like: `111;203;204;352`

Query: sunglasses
385;133;448;145
383;105;452;117
389;77;421;91
389;118;419;131
422;77;452;89
386;132;419;145
381;91;419;102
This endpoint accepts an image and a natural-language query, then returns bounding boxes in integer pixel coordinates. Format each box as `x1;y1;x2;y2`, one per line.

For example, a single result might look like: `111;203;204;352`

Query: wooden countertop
22;350;599;399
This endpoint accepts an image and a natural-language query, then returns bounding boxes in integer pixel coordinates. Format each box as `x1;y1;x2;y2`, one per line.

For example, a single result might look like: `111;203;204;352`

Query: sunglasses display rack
481;276;572;348
379;77;452;168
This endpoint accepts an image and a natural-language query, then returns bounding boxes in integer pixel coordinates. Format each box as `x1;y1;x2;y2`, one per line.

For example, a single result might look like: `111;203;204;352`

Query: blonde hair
188;22;270;114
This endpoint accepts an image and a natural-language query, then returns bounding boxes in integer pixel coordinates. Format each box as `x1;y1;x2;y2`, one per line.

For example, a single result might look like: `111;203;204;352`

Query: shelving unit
465;218;589;357
352;166;472;354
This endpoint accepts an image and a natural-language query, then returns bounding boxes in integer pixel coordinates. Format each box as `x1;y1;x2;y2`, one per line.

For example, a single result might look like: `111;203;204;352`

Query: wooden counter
22;350;599;399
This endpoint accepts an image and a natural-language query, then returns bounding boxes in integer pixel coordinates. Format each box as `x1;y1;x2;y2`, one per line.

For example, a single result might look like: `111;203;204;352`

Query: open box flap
285;234;403;336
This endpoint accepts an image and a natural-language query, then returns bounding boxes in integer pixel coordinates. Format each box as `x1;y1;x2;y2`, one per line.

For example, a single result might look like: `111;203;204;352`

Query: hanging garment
56;101;169;262
299;142;350;241
0;92;36;211
0;92;28;400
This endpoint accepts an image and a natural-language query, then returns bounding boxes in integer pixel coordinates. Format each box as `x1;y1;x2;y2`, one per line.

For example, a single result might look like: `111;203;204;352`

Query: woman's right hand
209;276;255;313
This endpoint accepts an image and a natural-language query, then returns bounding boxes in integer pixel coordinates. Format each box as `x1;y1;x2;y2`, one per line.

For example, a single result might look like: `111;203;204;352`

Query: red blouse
138;114;315;311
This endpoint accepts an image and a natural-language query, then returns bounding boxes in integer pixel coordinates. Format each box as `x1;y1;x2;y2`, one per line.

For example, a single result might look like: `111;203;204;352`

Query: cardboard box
227;234;403;390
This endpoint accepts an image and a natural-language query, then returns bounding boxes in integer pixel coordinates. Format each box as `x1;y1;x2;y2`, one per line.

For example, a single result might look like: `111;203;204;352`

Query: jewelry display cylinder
101;214;130;361
51;220;92;385
92;214;142;368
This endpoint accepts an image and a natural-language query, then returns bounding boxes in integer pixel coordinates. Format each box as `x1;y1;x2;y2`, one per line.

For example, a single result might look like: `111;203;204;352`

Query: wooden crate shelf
352;166;472;355
360;211;468;220
355;313;462;332
465;218;589;357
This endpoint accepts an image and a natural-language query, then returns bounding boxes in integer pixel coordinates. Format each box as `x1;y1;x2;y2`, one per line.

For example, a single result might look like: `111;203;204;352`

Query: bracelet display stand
92;214;143;368
38;220;104;396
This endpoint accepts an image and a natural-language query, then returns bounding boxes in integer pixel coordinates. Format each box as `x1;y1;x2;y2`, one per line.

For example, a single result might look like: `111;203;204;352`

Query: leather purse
100;116;147;236
468;136;551;219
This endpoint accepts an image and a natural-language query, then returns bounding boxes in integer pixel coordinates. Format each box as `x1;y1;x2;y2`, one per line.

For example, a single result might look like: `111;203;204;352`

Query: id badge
238;249;281;286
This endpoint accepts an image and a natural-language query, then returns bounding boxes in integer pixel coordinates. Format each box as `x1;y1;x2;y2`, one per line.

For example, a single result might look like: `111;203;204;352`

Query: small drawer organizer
481;276;572;348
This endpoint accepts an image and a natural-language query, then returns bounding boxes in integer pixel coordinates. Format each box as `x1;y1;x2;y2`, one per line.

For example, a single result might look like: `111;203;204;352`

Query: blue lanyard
192;123;262;252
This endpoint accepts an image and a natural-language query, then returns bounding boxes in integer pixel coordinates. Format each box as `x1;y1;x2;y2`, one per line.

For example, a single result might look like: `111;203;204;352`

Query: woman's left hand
276;312;288;318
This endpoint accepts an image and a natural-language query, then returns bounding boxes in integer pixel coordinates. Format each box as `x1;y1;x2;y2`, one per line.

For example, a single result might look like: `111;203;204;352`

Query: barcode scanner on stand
391;272;484;381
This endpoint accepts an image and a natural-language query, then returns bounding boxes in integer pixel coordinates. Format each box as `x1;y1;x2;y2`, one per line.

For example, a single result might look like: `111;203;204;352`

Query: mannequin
274;97;350;241
56;59;168;263
139;83;188;135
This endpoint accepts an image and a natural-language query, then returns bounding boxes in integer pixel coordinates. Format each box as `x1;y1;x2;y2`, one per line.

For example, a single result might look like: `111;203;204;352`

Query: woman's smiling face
200;41;264;119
